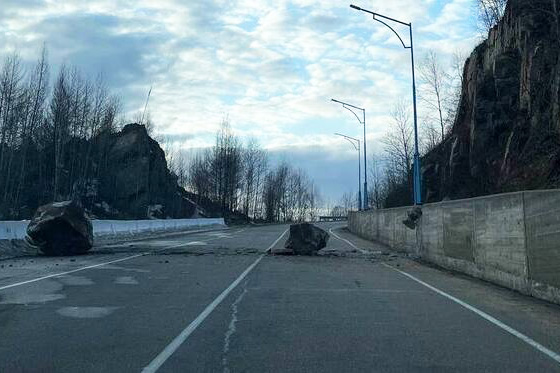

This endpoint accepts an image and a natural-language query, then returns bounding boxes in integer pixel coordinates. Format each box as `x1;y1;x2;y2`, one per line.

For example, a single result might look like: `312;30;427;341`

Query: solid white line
142;228;288;373
265;228;289;253
0;227;249;292
0;253;147;291
382;263;560;364
328;227;368;254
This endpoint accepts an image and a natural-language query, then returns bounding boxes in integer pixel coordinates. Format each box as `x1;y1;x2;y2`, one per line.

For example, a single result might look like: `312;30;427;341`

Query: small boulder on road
26;201;93;256
276;223;329;256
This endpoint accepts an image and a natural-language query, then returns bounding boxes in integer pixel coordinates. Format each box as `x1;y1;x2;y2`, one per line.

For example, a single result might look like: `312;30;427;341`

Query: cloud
0;0;479;201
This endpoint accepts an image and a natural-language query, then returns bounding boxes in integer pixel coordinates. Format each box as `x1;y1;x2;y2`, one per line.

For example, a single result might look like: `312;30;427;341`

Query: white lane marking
142;228;288;373
328;227;369;254
0;228;248;291
265;228;289;253
383;263;560;365
0;254;146;291
184;241;208;246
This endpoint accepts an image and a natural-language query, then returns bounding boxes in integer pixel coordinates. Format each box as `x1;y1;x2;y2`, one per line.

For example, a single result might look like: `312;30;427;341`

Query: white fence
0;218;226;240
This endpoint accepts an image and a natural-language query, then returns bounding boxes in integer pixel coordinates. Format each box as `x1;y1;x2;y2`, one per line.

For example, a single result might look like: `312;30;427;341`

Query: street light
334;133;361;210
350;4;422;205
331;98;368;209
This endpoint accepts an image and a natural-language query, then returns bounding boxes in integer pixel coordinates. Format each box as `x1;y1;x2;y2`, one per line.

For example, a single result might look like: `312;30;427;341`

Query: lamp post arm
343;105;364;124
334;133;360;151
343;137;359;151
350;5;409;26
372;17;410;49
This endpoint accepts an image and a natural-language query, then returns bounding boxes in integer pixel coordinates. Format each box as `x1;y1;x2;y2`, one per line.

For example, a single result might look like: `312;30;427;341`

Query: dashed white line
141;228;288;373
383;263;560;365
0;253;147;291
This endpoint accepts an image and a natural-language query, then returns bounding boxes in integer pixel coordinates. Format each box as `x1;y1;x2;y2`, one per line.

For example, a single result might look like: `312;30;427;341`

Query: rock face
26;201;93;256
86;123;200;219
419;0;560;203
282;223;329;255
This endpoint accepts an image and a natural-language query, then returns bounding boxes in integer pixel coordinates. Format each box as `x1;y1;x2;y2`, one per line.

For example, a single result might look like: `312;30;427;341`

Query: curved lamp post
331;98;368;209
334;133;361;210
350;4;422;205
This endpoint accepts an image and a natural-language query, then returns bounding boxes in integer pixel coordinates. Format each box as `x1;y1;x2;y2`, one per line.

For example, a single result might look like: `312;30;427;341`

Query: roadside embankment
0;218;226;259
349;190;560;305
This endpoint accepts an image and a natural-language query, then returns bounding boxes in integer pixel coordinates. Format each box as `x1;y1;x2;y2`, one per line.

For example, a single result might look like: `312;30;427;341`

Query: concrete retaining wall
349;190;560;305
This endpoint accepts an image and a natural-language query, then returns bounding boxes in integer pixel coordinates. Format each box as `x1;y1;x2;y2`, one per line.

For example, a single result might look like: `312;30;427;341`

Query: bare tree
261;162;316;223
252;147;268;220
14;46;49;208
188;149;212;201
383;100;413;182
241;138;259;219
49;65;72;201
368;152;384;209
477;0;507;32
419;50;450;142
445;50;468;131
211;120;243;212
0;53;25;201
421;121;441;154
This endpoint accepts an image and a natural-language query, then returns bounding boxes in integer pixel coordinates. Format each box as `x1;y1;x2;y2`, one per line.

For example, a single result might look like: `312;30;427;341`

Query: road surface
1;223;559;372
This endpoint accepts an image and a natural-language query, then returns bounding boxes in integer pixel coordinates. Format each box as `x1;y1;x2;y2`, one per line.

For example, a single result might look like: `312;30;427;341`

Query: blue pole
362;109;368;209
409;23;422;205
358;142;362;210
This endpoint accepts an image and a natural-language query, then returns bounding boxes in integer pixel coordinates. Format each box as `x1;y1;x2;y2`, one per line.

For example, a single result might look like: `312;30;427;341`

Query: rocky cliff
83;123;202;219
421;0;560;202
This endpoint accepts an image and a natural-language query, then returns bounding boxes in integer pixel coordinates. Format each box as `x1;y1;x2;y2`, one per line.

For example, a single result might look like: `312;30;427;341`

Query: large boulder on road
280;223;329;255
26;201;93;256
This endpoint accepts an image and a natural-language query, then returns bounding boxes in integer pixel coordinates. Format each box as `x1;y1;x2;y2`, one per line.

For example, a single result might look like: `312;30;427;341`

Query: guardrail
0;218;226;240
318;216;348;222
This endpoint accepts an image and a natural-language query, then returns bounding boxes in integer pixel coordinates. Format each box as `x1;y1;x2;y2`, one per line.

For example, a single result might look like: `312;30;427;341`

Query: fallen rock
280;223;329;256
403;206;422;230
26;201;93;256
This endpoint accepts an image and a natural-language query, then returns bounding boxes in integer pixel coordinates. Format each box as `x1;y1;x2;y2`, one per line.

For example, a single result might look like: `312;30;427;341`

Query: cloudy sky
1;0;481;203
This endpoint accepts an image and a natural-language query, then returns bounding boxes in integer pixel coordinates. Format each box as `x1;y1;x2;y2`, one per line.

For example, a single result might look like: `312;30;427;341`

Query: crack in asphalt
222;282;249;373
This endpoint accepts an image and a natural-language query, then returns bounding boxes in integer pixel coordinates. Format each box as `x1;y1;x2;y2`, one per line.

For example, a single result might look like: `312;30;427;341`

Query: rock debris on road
1;223;559;373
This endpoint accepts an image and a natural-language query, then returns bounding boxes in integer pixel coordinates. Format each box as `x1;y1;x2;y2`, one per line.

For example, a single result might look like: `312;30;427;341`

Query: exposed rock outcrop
84;123;201;219
421;0;560;203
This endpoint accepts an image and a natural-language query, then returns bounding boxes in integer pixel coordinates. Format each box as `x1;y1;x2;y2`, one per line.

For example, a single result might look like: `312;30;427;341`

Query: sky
0;0;481;204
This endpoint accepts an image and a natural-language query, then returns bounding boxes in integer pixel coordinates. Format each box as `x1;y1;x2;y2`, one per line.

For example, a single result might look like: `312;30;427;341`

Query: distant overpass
319;215;348;222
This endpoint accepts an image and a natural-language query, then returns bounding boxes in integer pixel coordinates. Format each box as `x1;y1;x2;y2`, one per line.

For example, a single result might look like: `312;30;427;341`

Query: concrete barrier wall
349;190;560;305
0;218;226;240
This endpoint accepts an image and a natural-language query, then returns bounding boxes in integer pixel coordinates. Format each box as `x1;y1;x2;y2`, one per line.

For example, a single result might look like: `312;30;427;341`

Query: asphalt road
1;223;560;372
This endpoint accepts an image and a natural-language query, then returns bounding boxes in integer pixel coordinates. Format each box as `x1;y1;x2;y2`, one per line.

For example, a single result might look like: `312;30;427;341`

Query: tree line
0;48;122;219
0;47;319;222
169;121;321;223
